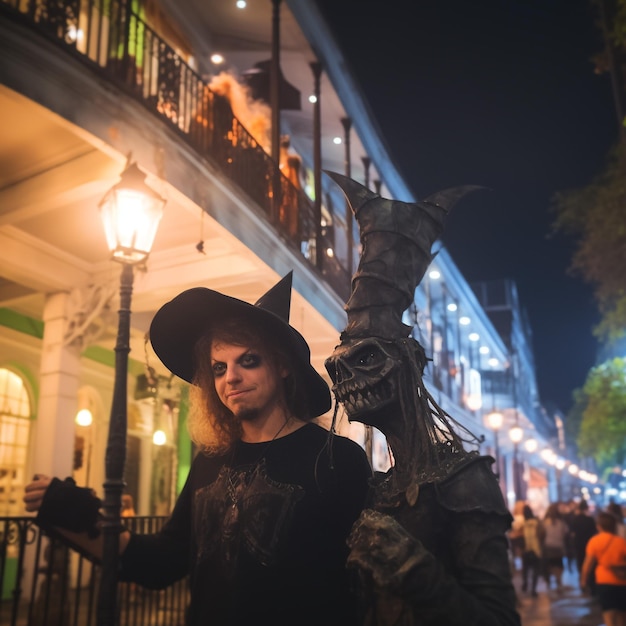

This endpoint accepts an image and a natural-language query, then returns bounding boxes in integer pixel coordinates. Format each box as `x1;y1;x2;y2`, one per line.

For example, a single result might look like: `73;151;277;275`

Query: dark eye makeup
239;353;262;368
212;351;262;377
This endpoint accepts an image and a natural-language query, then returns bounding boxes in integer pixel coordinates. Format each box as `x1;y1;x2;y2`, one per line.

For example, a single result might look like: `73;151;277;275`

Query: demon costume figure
324;172;521;626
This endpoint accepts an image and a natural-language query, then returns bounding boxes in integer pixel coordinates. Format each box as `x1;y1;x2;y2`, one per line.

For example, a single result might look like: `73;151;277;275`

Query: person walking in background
509;500;526;571
607;500;626;541
581;510;626;626
560;500;577;573
571;499;598;590
543;502;569;591
521;504;545;597
121;493;136;518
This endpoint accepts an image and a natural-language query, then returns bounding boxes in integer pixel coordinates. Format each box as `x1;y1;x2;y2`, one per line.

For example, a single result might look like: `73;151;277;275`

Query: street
513;562;605;626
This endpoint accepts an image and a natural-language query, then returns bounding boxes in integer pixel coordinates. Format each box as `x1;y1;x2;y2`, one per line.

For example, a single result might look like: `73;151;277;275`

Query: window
0;369;32;516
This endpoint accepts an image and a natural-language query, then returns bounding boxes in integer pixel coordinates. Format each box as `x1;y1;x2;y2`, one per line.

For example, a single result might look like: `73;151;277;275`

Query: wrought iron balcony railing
0;0;351;302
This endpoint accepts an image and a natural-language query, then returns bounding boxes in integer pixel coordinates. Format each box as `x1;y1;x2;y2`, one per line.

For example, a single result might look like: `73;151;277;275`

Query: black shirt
120;423;372;625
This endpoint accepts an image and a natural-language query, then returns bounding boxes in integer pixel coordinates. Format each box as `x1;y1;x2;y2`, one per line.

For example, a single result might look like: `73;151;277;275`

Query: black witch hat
149;271;331;417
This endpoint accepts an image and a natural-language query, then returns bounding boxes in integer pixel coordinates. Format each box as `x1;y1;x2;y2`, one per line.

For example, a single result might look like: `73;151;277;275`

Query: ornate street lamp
485;410;504;476
97;161;165;626
509;424;524;500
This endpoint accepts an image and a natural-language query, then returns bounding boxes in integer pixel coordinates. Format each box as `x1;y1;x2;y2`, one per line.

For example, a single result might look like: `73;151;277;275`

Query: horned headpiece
325;171;480;340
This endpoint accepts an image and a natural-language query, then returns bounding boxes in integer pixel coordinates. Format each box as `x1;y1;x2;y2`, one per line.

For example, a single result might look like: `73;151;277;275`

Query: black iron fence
0;0;351;302
0;516;189;626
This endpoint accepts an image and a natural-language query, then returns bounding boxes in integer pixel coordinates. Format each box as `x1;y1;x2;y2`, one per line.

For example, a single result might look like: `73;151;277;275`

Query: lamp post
485;410;504;476
97;161;165;626
509;424;524;501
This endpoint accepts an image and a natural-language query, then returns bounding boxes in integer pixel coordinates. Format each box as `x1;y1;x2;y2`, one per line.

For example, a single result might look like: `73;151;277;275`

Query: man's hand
23;474;52;512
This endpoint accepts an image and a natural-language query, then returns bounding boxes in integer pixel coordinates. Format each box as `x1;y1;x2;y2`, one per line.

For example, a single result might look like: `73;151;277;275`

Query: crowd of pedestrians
508;497;626;626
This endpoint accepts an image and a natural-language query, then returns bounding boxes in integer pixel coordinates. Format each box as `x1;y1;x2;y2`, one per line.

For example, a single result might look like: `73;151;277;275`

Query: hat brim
149;288;331;417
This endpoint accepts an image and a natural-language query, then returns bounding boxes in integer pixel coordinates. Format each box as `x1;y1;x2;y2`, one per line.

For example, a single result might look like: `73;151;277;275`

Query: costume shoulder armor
434;455;511;517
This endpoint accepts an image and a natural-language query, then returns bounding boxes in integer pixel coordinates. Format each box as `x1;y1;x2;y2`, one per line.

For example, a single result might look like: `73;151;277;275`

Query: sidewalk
512;562;605;626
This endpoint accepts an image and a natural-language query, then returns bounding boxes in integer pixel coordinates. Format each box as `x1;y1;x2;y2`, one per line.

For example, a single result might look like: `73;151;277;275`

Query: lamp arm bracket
63;281;118;348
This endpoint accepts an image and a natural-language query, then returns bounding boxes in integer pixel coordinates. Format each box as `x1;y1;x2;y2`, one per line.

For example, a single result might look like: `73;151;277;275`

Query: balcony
0;0;354;392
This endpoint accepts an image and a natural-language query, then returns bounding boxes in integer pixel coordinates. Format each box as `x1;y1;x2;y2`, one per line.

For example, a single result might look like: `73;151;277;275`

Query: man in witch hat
24;272;372;626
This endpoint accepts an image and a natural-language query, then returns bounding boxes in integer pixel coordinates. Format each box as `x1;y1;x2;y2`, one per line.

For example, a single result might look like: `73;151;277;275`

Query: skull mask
325;336;428;432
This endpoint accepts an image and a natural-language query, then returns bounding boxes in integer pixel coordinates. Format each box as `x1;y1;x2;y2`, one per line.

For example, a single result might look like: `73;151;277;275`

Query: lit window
0;369;32;516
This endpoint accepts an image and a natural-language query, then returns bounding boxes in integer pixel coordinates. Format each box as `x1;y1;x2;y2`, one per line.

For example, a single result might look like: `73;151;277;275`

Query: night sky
315;0;617;413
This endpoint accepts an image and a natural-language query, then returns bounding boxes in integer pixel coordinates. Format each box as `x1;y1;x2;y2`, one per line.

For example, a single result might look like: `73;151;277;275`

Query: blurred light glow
153;430;167;446
99;163;165;264
524;438;538;453
485;411;504;431
509;425;523;444
75;409;93;427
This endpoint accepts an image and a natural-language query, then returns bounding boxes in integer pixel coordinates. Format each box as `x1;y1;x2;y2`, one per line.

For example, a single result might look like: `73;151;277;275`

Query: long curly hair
188;315;311;455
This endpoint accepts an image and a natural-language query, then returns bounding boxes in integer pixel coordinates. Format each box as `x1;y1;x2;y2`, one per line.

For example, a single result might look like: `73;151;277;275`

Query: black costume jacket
120;423;372;626
357;455;521;626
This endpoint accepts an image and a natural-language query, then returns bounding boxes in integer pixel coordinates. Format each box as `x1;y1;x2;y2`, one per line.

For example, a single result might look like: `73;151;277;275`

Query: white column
32;292;80;478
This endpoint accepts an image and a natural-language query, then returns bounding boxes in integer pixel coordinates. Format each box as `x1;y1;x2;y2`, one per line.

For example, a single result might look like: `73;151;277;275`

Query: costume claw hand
347;509;428;589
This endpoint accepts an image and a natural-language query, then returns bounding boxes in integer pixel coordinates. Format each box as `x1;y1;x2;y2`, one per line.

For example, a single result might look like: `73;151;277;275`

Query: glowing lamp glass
485;411;503;431
75;409;93;427
99;163;165;264
524;438;538;453
509;425;523;444
466;394;482;411
153;429;167;446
